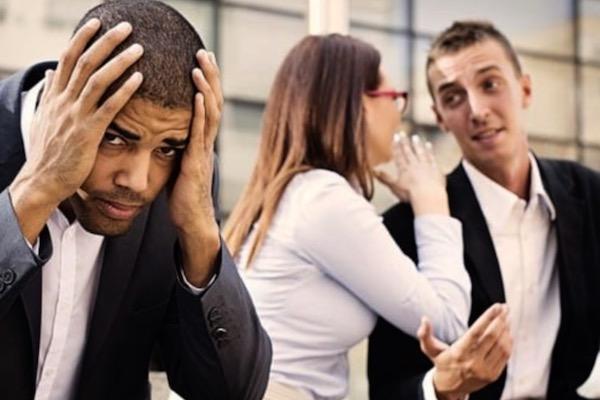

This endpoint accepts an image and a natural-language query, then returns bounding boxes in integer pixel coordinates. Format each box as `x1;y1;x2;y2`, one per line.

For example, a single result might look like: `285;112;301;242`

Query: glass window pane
0;0;87;71
349;26;410;90
582;65;600;145
220;101;263;213
0;0;7;22
167;0;216;50
44;0;215;32
45;0;97;27
0;0;215;72
220;6;306;101
583;147;600;171
415;0;574;56
413;38;437;125
582;0;600;62
529;138;578;160
225;0;307;14
349;0;408;29
521;56;575;139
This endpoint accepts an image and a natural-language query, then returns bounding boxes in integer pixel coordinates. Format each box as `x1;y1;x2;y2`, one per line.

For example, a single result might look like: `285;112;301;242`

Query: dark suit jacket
368;160;600;399
0;63;272;400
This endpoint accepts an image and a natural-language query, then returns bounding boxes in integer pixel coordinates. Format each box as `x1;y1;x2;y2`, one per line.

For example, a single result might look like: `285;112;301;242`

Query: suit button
212;327;228;340
208;307;222;327
0;281;5;294
0;269;16;285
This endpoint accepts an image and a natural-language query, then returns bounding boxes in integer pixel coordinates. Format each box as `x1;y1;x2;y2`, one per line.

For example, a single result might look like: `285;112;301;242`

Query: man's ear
432;103;449;133
520;73;532;109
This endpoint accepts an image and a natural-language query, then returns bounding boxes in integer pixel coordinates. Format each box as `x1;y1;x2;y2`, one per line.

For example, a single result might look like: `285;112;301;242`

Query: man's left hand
169;49;223;288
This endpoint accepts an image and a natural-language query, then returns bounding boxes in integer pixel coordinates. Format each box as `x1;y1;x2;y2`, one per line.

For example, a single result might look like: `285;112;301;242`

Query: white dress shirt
20;80;207;400
21;80;106;400
423;155;560;400
34;213;104;400
239;169;471;400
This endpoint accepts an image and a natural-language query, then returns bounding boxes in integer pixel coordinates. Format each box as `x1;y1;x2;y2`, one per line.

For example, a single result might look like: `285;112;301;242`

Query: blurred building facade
1;1;600;398
2;0;600;214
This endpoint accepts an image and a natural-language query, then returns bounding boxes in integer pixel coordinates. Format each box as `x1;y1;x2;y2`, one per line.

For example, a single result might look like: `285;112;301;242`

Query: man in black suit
368;20;600;400
0;1;271;399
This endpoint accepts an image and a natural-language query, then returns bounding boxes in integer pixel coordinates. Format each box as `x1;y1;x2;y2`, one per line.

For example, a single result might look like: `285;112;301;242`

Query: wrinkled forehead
113;97;192;141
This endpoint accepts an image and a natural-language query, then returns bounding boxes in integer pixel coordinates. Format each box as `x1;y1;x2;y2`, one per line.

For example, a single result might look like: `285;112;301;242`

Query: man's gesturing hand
419;304;512;400
9;18;143;243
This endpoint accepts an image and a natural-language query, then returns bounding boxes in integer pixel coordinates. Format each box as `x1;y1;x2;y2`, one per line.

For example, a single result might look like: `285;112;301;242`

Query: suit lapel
539;160;585;318
540;160;585;316
539;160;587;392
447;164;506;304
79;207;149;374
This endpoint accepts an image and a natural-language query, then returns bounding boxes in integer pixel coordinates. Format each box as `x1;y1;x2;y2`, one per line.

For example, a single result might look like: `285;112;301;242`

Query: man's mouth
472;128;503;144
95;198;143;220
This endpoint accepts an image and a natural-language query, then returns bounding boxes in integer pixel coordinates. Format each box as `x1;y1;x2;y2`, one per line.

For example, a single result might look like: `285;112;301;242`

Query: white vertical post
308;0;349;35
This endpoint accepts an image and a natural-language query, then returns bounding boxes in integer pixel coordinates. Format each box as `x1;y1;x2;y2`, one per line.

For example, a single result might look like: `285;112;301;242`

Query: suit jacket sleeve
367;202;433;400
0;188;51;319
157;158;272;400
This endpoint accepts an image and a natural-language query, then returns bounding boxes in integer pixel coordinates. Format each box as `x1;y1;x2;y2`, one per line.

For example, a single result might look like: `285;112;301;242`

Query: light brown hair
426;20;522;97
224;34;381;264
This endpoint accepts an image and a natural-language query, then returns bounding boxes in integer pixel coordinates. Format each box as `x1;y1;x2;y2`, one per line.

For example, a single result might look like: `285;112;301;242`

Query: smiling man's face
67;97;191;236
428;39;532;172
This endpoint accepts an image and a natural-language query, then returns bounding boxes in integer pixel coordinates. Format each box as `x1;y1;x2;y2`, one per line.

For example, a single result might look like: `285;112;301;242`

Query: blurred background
2;0;599;398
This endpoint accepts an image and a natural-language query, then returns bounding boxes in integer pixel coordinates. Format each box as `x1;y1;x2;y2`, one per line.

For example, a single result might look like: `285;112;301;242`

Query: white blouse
239;169;470;400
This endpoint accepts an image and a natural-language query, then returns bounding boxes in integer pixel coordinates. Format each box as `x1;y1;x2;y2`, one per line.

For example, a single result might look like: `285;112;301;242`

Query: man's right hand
9;18;143;243
418;303;512;400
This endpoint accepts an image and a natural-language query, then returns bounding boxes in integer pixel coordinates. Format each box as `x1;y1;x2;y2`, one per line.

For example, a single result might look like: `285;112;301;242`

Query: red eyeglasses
366;90;409;113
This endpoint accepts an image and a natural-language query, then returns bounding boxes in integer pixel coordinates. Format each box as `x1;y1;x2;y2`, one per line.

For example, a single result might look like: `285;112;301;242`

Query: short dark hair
75;0;205;109
426;20;522;97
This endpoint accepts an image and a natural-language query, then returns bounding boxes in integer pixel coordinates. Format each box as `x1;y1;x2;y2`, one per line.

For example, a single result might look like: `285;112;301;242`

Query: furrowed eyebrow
108;123;141;141
108;123;188;148
437;81;458;95
436;65;502;95
162;137;188;148
475;65;501;76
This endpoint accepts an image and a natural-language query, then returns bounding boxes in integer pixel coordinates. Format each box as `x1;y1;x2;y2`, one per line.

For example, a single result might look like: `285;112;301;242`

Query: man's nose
468;93;491;126
113;151;151;194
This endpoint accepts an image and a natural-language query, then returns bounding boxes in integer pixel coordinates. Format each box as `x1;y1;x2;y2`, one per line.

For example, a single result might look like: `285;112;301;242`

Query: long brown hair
224;34;381;264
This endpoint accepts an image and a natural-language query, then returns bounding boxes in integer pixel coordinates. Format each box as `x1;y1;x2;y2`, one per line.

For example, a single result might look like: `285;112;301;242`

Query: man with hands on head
0;1;270;399
369;20;600;399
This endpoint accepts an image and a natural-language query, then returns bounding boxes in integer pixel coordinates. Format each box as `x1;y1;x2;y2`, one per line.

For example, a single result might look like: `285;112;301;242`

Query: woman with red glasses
224;34;471;400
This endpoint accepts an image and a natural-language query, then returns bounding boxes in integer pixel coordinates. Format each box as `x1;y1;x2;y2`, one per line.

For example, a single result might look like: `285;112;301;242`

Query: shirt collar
527;154;556;221
462;153;556;230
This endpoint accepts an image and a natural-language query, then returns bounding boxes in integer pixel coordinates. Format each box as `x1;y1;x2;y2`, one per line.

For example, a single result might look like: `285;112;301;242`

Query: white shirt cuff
423;367;470;400
180;271;216;295
422;368;439;400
